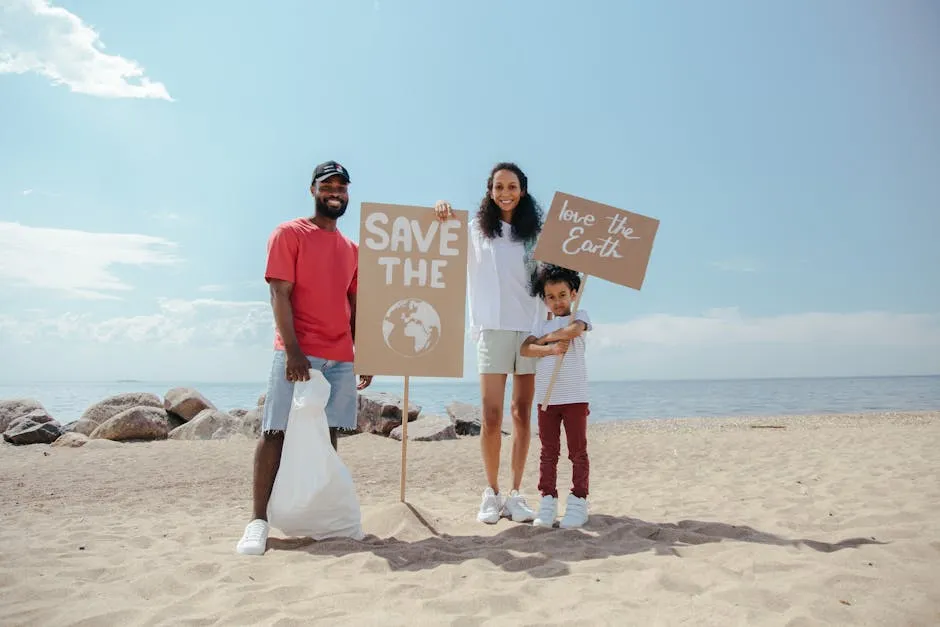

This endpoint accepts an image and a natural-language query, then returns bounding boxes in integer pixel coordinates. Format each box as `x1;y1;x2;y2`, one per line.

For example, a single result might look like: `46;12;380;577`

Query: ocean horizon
3;374;938;427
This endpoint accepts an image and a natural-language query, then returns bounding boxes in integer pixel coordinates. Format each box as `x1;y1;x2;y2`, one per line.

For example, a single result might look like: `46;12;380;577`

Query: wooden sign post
354;203;469;502
400;375;409;502
532;192;660;409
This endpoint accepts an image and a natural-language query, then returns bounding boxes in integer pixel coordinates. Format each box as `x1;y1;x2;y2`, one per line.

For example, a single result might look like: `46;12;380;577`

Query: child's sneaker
476;487;503;524
532;494;558;528
559;495;589;529
502;490;536;522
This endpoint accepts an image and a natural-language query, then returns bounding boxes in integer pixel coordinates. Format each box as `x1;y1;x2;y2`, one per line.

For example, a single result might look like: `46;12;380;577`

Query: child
520;263;592;529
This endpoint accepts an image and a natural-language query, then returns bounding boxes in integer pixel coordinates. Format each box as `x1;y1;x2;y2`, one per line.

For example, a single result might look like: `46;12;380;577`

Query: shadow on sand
266;503;886;579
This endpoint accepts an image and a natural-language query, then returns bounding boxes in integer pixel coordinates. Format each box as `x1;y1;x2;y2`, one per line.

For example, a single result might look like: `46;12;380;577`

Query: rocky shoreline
0;389;486;448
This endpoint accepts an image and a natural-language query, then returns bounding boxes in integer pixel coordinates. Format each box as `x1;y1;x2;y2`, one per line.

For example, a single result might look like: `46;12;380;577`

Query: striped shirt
533;310;592;407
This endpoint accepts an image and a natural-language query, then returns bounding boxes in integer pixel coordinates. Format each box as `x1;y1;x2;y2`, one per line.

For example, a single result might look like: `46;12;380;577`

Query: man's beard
316;196;348;219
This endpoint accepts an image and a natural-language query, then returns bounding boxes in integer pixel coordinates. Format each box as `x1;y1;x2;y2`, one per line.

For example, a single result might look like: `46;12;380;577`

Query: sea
2;375;938;426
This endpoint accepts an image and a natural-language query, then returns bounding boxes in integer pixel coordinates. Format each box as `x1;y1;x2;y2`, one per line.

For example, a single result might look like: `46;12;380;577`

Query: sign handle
400;375;410;502
539;273;589;411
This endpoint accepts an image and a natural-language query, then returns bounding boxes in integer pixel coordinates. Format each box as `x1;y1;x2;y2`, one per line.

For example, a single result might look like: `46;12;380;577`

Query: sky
1;0;938;384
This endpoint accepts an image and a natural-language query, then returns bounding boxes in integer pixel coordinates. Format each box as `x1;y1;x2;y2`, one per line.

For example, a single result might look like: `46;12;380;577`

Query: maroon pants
537;402;590;499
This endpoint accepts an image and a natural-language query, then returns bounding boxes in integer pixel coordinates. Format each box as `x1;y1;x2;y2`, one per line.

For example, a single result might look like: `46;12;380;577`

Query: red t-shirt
264;218;358;362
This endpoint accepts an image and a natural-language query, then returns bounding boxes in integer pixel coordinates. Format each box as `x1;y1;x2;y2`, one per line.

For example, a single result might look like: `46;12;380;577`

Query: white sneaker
559;495;589;529
532;495;557;528
236;519;269;555
476;487;503;524
503;490;536;522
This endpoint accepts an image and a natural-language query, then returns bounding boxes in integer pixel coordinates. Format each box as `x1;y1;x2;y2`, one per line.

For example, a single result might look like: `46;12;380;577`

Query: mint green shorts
477;329;537;375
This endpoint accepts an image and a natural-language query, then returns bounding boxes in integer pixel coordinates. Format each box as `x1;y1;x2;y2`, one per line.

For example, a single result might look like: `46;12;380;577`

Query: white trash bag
266;369;364;541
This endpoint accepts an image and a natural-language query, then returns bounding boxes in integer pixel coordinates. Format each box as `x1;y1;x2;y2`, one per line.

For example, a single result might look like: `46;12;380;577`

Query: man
236;160;373;556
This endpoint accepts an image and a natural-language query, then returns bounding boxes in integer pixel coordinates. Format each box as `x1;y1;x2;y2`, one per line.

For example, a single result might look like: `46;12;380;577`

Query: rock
444;402;510;436
239;408;261;438
390;415;458;442
83;439;123;450
9;408;55;427
3;409;62;445
0;398;46;432
447;402;482;436
168;409;239;440
63;419;98;436
90;406;169;441
257;393;266;408
163;388;215;422
68;393;163;436
167;413;187;431
356;391;421;436
229;408;249;418
52;432;89;448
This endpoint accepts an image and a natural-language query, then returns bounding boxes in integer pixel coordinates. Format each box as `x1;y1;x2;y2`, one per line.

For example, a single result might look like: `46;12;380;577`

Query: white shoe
476;487;503;524
236;519;269;555
503;490;536;522
559;495;589;529
532;495;557;528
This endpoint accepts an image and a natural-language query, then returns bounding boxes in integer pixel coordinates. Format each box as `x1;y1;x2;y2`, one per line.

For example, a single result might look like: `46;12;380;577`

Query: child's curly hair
528;263;582;299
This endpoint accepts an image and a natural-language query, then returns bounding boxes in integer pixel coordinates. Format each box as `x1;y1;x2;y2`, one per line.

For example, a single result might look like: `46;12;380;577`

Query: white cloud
0;298;273;346
198;284;226;293
0;0;172;100
0;302;937;383
587;308;940;380
17;188;59;198
593;308;940;349
0;298;275;382
0;221;180;299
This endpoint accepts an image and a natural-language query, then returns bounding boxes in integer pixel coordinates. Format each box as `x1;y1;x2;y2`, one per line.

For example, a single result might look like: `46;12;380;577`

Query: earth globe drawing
382;298;442;358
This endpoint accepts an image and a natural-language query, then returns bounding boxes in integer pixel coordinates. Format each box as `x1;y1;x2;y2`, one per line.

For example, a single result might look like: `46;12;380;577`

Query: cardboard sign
533;192;659;290
354;203;468;378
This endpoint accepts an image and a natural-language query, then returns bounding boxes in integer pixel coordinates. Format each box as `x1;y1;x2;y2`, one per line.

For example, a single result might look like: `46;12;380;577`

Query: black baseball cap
312;160;351;184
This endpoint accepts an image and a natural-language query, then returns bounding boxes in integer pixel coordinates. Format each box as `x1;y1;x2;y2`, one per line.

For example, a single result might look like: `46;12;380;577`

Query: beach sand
2;411;938;626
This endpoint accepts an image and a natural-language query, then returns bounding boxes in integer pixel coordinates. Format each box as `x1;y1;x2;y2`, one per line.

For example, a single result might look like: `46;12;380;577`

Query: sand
2;410;939;626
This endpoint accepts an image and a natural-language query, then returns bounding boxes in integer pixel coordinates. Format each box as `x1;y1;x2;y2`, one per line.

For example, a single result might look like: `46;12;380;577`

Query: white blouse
466;216;543;342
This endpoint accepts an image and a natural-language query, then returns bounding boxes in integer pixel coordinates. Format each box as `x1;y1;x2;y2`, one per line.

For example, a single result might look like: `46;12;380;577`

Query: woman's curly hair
476;162;544;241
528;263;582;299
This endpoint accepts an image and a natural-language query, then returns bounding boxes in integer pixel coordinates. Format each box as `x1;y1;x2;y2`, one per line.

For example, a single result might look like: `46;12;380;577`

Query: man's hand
550;340;570;355
285;348;310;382
357;375;373;390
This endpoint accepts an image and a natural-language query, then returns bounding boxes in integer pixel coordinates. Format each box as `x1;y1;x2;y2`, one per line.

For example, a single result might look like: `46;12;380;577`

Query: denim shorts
261;350;358;432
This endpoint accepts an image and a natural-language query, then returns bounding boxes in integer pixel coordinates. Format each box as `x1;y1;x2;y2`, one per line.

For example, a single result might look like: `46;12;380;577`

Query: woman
435;162;544;524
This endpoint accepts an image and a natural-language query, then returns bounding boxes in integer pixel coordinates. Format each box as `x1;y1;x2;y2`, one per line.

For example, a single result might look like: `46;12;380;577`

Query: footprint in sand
65;609;142;626
126;535;154;550
183;561;222;582
656;573;705;595
267;585;311;604
383;582;438;600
